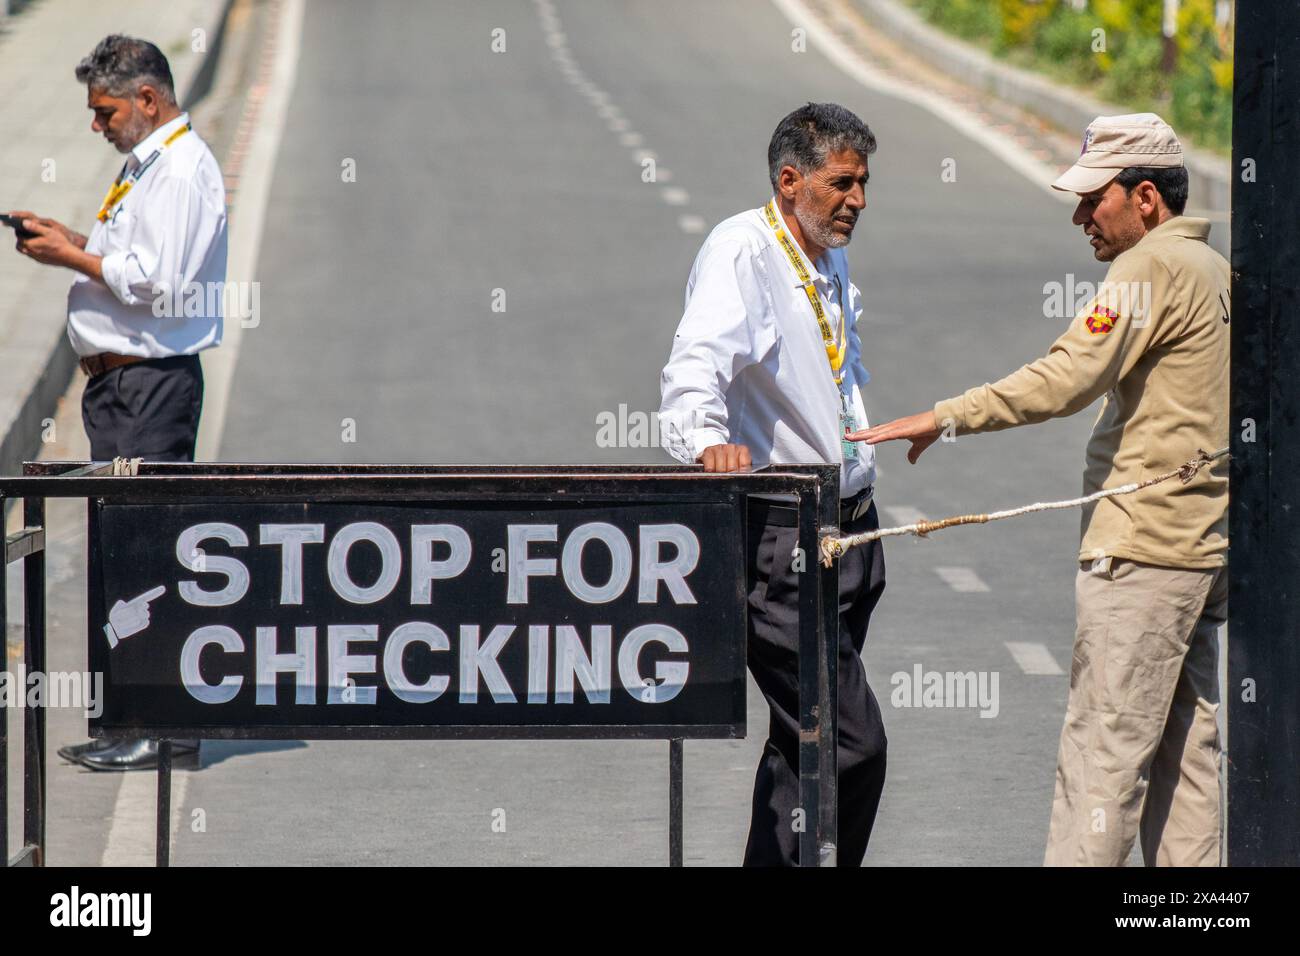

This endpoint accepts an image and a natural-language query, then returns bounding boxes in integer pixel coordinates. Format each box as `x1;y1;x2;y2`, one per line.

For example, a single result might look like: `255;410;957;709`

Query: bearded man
659;102;886;866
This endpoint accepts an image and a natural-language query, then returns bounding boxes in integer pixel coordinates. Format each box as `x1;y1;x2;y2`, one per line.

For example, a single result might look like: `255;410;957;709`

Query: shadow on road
198;740;309;768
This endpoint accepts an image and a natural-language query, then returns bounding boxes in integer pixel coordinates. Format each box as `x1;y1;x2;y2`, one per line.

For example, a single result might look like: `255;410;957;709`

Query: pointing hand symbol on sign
104;585;166;649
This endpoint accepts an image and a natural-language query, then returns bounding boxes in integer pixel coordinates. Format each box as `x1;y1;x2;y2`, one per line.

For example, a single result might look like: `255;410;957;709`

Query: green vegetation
904;0;1233;152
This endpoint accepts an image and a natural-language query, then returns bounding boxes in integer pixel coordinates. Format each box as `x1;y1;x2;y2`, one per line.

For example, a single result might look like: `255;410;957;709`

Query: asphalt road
21;0;1231;866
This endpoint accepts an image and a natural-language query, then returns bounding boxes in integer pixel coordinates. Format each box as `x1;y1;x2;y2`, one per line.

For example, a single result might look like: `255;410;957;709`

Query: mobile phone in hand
1;214;37;240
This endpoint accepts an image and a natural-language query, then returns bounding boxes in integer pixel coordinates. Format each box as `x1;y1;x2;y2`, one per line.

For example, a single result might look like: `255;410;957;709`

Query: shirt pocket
101;205;137;251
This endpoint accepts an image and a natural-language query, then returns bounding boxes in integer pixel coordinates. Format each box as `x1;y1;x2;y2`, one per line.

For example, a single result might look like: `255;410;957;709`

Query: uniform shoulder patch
1084;305;1120;335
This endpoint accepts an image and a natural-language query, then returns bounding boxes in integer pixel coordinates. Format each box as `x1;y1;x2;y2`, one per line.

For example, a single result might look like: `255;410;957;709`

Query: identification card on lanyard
763;200;859;462
840;388;859;462
96;122;191;223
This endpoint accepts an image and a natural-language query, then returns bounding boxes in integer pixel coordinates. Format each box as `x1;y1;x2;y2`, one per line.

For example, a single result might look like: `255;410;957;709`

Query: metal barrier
2;461;842;867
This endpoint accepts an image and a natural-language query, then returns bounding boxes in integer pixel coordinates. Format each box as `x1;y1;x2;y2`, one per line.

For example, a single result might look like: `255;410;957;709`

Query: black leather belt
749;486;874;528
79;352;148;378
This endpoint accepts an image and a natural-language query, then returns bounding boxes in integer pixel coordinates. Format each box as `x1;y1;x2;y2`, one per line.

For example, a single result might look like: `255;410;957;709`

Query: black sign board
87;499;746;738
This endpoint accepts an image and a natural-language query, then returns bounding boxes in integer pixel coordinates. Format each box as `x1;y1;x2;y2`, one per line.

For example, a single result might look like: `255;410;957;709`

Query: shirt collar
1139;215;1211;245
764;196;838;287
130;112;191;165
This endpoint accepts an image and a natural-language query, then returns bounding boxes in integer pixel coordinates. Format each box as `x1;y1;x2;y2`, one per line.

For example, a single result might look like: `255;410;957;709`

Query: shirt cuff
687;430;727;462
933;397;966;433
97;250;139;306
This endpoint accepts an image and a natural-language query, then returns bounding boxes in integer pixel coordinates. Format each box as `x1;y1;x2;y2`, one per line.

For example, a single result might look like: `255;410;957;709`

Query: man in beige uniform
848;114;1229;866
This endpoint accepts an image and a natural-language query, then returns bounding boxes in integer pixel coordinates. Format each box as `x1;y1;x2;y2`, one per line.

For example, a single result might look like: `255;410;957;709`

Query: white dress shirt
659;200;876;496
67;112;228;358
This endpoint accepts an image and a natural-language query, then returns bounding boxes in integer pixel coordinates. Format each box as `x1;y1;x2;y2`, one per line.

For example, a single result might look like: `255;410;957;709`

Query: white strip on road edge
934;565;990;592
102;0;305;866
197;0;306;461
768;0;1072;203
101;770;190;867
1004;641;1066;676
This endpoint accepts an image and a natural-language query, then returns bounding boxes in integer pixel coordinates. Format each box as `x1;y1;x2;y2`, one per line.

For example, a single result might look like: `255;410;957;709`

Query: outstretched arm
851;258;1164;463
847;410;940;464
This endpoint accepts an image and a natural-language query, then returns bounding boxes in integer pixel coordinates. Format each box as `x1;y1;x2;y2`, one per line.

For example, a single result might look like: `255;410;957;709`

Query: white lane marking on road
1005;641;1065;676
885;505;927;526
769;0;1071;202
934;565;990;592
101;769;190;866
536;0;704;236
197;0;306;461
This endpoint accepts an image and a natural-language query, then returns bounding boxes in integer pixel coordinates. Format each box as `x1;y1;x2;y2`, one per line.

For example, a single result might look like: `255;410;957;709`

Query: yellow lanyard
96;123;191;222
763;200;847;385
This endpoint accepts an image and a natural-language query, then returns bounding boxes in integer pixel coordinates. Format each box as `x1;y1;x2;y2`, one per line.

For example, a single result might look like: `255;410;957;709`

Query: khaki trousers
1044;557;1228;866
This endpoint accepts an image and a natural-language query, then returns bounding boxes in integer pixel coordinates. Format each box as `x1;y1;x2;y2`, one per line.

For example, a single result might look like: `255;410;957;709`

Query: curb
0;0;237;483
853;0;1231;214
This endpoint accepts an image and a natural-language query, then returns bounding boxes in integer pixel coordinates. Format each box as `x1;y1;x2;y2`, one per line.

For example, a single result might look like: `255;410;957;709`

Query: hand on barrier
104;585;167;649
698;443;752;473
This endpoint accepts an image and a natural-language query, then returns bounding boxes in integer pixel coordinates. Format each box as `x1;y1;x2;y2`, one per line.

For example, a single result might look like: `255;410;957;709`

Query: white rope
819;447;1229;566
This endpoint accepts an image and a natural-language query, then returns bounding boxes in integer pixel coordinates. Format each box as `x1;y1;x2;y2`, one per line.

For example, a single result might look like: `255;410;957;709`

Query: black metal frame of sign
1;461;842;868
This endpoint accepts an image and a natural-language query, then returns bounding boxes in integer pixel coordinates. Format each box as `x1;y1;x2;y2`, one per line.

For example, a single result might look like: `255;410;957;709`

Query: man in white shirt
9;35;226;771
659;103;886;865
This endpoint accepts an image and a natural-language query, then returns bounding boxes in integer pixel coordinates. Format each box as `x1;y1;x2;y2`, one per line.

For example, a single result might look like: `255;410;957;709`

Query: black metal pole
816;470;840;867
668;738;683;867
796;490;821;866
156;740;172;868
1227;0;1300;866
22;496;45;866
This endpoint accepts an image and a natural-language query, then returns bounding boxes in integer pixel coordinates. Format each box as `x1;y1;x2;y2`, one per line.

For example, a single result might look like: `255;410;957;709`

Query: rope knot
1179;448;1216;484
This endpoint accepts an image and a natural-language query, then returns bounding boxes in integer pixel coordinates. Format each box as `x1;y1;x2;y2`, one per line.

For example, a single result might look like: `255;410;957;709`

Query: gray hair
75;35;176;103
768;102;876;190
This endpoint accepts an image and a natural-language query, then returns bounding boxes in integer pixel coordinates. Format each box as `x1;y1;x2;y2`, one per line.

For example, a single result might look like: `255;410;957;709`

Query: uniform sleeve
658;238;778;463
933;256;1163;434
99;174;227;308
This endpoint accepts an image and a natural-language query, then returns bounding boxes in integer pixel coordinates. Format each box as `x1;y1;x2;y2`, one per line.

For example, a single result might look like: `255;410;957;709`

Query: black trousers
80;354;204;462
78;354;203;756
743;498;888;866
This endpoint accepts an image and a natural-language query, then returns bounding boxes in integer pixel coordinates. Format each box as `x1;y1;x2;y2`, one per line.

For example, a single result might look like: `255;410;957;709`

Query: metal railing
2;460;843;867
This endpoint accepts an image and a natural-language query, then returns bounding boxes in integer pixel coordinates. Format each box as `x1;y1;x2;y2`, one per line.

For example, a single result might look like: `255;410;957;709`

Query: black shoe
57;738;118;763
76;739;199;772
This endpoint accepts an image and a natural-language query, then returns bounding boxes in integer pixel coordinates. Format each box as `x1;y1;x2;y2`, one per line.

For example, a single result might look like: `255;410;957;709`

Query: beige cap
1051;113;1184;194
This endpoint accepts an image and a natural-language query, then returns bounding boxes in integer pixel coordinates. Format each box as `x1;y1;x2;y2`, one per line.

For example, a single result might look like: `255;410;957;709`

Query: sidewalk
0;0;231;479
3;0;269;863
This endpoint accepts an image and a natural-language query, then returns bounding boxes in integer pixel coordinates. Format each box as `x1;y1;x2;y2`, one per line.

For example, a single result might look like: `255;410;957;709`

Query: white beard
116;108;154;154
794;200;850;250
